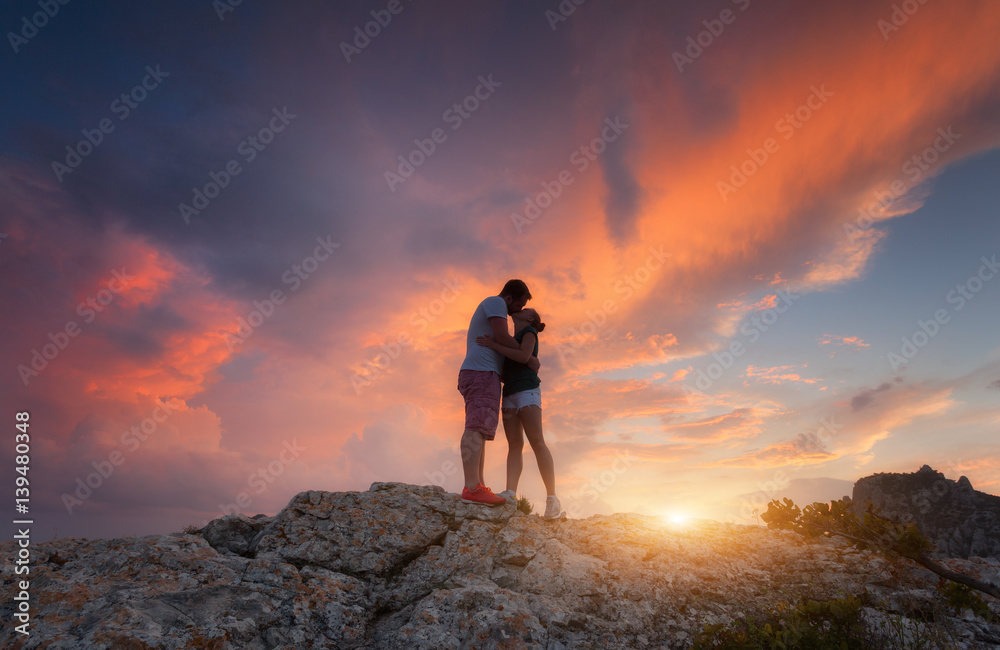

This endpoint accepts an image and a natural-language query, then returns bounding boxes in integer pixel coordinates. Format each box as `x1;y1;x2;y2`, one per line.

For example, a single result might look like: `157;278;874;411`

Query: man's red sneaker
462;485;506;506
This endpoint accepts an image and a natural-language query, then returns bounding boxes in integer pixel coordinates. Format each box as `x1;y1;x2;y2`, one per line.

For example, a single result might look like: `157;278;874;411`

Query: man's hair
499;279;531;301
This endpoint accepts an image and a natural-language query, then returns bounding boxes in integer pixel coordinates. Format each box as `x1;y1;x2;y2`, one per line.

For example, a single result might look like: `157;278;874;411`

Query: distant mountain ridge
852;465;1000;560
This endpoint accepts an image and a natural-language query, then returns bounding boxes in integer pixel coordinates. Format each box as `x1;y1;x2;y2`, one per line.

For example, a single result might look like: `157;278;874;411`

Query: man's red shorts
457;369;501;440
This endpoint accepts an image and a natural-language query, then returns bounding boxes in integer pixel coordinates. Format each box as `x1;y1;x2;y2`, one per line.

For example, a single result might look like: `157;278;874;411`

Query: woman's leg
519;405;556;496
502;407;524;493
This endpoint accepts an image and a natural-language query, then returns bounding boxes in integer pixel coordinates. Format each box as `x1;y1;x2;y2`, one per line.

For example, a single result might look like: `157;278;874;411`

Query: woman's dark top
502;325;540;397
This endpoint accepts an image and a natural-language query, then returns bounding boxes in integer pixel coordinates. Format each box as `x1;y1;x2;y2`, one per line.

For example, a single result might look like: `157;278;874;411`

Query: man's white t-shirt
460;296;508;374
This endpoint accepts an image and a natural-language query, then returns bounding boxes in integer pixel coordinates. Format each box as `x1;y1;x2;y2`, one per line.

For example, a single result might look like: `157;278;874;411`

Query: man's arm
489;317;517;348
478;333;535;364
490;316;542;372
488;318;540;371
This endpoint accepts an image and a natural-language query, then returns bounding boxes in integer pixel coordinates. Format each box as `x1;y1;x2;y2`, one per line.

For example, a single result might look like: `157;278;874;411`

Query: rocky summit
2;482;1000;649
852;465;1000;560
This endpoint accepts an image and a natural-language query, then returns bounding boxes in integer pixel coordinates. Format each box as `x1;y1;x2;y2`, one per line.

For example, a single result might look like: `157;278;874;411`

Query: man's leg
461;428;484;491
521;405;556;496
478;438;486;487
502;407;524;493
458;369;501;493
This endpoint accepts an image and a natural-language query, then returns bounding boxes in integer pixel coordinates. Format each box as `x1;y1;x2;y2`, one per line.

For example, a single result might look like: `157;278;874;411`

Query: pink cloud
744;365;822;386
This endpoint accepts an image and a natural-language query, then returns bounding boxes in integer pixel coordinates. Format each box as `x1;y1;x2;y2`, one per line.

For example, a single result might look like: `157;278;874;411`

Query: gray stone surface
852;465;1000;559
202;513;273;557
2;481;999;648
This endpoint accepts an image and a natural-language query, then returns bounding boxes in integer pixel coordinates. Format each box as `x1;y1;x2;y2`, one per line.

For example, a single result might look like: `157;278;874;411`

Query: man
458;279;539;505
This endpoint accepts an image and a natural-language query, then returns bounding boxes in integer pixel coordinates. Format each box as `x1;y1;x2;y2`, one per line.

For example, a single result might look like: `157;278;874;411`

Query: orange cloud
745;365;822;386
704;442;838;469
819;334;870;348
514;0;1000;373
667;407;768;444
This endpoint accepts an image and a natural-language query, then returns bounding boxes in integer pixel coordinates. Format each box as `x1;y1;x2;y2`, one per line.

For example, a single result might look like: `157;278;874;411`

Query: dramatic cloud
3;0;1000;539
850;382;895;411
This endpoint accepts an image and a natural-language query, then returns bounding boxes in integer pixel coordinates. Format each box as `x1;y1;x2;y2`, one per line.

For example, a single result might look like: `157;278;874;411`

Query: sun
661;511;689;527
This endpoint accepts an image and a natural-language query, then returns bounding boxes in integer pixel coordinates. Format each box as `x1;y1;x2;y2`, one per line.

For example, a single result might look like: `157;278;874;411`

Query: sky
2;0;1000;542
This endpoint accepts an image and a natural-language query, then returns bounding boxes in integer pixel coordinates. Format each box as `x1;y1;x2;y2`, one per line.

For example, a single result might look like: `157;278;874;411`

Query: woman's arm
476;332;536;364
489;316;519;349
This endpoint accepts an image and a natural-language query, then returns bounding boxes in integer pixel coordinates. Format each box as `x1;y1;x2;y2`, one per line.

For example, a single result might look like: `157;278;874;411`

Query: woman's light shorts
502;387;542;411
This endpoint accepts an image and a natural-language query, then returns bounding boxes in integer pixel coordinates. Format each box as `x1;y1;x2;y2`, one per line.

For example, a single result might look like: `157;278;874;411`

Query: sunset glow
664;512;691;528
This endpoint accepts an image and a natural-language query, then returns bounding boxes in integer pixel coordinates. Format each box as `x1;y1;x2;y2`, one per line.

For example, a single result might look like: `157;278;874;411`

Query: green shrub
694;595;871;649
761;497;1000;600
937;580;996;621
516;496;532;515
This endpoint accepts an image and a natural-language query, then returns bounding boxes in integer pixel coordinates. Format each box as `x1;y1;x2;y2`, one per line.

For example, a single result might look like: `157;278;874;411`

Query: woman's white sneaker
543;495;565;520
497;489;517;505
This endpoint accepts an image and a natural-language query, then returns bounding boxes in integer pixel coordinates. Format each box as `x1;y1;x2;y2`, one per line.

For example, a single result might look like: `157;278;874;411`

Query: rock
516;538;607;597
3;481;999;648
252;483;520;580
372;578;549;649
380;518;504;610
202;513;273;556
851;466;1000;559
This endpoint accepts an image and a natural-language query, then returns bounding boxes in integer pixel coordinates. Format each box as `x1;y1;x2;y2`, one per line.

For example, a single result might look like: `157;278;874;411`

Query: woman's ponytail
532;310;546;333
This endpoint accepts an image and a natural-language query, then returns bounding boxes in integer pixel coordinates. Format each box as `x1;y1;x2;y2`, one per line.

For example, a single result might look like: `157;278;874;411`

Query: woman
476;307;564;520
